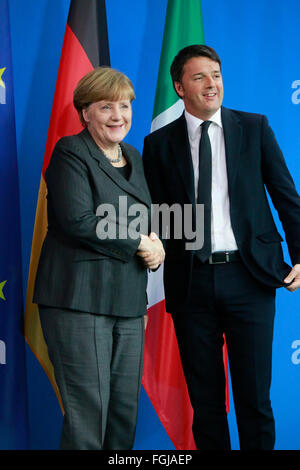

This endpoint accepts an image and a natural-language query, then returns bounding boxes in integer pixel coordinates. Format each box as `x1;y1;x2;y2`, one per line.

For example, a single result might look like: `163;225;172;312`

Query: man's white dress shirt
185;108;238;253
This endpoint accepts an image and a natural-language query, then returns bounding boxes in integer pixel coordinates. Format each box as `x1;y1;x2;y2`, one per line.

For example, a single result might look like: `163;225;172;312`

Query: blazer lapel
221;106;243;199
80;128;150;207
169;114;196;206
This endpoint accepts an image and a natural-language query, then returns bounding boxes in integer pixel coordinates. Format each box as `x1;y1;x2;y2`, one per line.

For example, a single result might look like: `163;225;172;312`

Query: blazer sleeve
261;116;300;265
45;137;141;262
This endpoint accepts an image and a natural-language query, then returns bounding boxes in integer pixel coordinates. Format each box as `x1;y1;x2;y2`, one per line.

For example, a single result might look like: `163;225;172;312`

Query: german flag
24;0;110;410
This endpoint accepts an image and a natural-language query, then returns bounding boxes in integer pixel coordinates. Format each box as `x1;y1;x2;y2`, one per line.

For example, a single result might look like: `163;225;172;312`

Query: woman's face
82;98;132;149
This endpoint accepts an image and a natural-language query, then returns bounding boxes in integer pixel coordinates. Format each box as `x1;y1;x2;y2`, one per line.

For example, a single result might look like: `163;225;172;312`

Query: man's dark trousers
172;256;276;451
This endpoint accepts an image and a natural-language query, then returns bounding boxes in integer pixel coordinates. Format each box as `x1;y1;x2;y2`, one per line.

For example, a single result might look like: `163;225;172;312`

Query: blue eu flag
0;0;29;449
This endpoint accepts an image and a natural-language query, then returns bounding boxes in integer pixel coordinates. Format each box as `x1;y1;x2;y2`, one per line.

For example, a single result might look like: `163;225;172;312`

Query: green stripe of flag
152;0;205;124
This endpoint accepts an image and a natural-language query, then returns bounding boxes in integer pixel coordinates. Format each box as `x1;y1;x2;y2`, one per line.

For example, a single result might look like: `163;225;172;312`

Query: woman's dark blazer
33;128;152;317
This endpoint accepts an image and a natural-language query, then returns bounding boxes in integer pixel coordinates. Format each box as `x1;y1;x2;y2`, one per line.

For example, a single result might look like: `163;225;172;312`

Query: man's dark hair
170;44;222;84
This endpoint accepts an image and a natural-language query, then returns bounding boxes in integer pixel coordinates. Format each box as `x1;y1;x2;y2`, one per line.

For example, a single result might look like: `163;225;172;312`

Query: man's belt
207;251;240;264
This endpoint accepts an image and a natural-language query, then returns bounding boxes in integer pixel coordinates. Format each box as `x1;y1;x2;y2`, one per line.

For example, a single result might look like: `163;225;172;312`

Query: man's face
174;56;224;120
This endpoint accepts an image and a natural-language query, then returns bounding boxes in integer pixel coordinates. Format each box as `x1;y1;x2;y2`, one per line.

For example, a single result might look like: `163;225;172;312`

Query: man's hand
137;232;165;270
284;264;300;292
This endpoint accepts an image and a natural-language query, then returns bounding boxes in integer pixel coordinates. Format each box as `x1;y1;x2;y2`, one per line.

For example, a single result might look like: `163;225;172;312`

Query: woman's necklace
103;144;122;163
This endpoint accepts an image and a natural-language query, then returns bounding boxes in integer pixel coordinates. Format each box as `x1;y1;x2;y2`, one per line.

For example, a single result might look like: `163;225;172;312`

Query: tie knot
201;120;211;133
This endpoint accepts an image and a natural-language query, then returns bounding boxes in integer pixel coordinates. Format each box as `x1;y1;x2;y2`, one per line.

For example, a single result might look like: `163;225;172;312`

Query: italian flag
142;0;229;450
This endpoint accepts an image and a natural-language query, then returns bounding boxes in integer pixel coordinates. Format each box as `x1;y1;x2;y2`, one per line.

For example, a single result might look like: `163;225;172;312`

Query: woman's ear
82;107;89;124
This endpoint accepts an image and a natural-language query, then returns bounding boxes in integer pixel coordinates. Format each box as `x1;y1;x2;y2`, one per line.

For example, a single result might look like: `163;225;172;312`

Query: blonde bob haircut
73;66;136;126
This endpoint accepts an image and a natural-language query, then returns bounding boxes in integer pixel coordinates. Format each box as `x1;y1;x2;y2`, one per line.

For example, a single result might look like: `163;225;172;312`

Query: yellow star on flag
0;280;7;300
0;68;6;88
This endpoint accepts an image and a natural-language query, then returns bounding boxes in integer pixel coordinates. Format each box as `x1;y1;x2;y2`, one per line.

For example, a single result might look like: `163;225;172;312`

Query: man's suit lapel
221;106;243;199
80;128;151;206
121;142;152;205
169;113;196;206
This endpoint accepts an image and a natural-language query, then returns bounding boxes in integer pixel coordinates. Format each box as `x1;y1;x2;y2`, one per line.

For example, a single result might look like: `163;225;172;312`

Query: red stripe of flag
143;300;196;450
143;299;230;450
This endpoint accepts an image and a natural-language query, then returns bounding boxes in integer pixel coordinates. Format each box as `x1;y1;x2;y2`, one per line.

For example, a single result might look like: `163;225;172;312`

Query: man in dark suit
143;45;300;450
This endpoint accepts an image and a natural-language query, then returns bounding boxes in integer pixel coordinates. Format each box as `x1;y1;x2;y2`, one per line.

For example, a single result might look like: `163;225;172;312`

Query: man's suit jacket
34;128;152;317
143;107;300;312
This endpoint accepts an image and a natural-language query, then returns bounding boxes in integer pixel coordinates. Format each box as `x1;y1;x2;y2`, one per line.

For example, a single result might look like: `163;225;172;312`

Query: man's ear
174;81;184;98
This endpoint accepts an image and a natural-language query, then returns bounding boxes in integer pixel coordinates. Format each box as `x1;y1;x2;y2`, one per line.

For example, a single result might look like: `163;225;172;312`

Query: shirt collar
184;107;222;140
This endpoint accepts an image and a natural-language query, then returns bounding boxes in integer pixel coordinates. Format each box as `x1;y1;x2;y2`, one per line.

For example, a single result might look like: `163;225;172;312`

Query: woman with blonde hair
34;67;164;450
